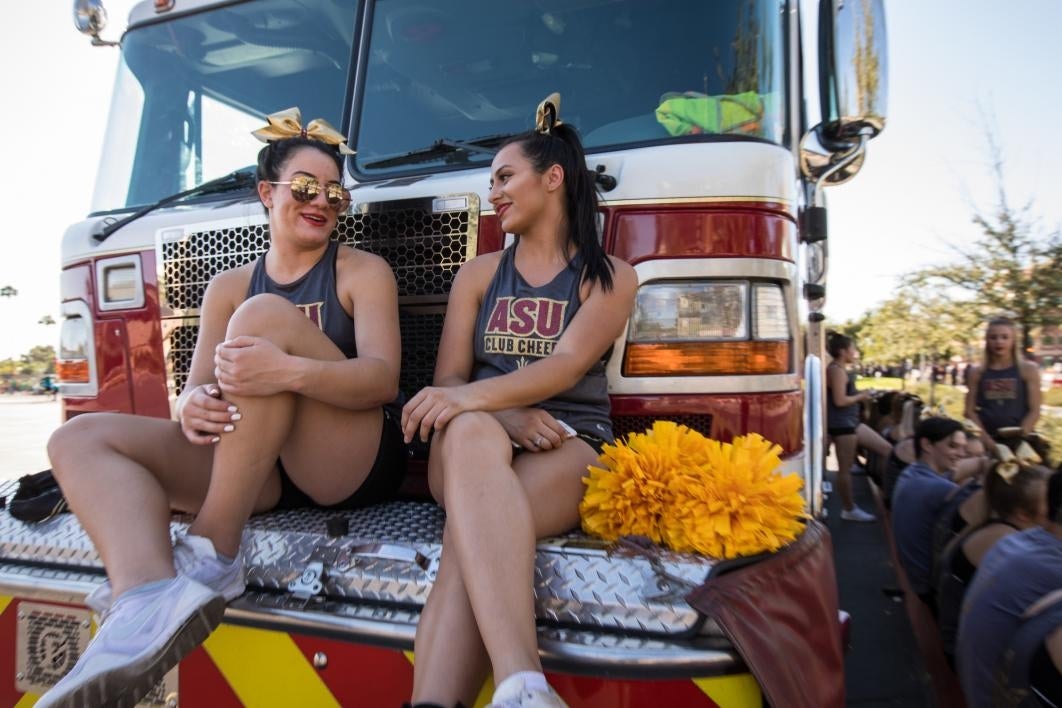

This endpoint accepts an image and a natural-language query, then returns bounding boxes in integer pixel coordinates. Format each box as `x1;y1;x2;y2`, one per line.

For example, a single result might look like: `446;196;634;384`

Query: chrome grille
398;309;445;397
158;195;478;399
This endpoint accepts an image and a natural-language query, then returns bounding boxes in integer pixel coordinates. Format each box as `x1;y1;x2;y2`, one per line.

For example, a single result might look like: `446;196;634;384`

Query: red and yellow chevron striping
0;597;761;707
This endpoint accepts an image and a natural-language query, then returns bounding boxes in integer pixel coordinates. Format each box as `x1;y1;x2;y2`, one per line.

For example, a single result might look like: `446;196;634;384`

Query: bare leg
412;412;597;703
834;433;858;511
48;414;217;598
411;529;491;706
856;423;893;457
189;294;382;556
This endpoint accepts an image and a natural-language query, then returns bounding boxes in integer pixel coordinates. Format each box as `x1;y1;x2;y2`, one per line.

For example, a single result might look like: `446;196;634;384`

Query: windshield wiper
93;168;258;243
363;134;512;170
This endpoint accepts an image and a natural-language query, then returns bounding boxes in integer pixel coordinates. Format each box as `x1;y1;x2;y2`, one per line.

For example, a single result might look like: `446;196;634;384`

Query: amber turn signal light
56;359;90;384
623;341;790;376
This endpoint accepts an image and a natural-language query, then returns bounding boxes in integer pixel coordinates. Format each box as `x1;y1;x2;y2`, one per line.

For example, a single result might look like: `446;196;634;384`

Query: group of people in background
827;318;1061;706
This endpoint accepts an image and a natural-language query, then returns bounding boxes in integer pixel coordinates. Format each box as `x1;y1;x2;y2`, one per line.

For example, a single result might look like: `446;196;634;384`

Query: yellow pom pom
580;424;807;559
580;421;701;543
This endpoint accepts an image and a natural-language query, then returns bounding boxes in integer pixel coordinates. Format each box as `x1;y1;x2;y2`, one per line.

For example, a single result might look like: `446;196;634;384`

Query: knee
434;412;504;463
441;411;498;445
433;412;510;488
227;293;298;338
48;414;106;482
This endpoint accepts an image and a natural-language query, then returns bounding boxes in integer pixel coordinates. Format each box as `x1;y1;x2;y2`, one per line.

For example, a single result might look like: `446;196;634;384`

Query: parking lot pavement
0;394;61;481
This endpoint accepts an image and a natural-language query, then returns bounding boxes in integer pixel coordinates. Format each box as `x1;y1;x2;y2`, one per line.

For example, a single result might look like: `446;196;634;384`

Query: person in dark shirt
825;332;892;522
40;110;403;707
936;458;1050;663
892;417;966;612
401;96;638;708
958;471;1062;708
965;316;1041;452
996;589;1062;707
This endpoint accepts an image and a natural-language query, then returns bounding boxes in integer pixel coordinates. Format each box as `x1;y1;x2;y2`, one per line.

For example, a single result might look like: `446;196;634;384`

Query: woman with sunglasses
39;108;403;707
401;95;637;708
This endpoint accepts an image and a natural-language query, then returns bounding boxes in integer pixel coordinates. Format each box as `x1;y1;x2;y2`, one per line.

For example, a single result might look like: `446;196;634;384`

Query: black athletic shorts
828;426;857;437
273;410;407;510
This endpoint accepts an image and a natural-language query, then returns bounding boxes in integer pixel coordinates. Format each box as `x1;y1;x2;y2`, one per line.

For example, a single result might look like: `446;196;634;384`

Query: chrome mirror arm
809;131;869;207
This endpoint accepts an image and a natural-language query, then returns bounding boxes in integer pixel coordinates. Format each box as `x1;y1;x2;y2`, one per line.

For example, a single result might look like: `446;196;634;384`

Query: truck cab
4;0;888;704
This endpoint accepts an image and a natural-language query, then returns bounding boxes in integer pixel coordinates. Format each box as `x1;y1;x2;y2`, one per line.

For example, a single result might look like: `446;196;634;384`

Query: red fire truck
0;0;887;704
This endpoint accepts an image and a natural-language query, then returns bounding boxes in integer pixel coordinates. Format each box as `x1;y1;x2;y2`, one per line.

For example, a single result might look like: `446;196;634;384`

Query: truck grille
159;195;479;398
612;414;714;441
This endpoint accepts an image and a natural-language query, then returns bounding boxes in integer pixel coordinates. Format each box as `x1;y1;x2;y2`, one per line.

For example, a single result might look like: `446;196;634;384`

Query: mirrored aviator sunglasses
270;174;351;213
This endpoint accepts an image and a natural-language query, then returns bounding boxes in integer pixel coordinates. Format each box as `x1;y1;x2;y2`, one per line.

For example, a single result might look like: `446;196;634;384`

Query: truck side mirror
799;0;887;187
818;0;888;146
73;0;118;46
73;0;108;36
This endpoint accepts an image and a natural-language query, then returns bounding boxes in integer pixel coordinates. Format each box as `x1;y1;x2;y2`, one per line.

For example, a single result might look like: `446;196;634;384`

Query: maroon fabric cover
685;520;845;708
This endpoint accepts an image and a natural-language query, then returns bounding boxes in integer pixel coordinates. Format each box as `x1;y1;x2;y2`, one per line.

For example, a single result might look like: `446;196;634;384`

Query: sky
0;0;1060;360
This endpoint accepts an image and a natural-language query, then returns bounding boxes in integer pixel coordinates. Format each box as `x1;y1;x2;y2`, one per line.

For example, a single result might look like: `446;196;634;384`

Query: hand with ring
493;408;571;452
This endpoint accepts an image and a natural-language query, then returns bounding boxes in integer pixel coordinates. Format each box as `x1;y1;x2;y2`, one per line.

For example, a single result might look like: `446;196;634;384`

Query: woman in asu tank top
401;95;637;708
41;109;404;706
964;316;1041;451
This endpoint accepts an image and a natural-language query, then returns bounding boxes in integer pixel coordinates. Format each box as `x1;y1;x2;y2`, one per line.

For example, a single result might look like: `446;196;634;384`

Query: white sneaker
173;534;246;601
840;506;876;522
488;678;568;708
85;534;245;617
37;575;225;708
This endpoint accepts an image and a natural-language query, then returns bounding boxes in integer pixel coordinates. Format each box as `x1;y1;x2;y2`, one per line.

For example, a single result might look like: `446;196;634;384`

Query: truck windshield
92;0;357;213
354;0;786;178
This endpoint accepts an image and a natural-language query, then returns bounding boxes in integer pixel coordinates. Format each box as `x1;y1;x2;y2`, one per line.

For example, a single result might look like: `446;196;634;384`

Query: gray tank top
975;364;1028;436
246;240;357;359
472;246;613;441
826;362;860;430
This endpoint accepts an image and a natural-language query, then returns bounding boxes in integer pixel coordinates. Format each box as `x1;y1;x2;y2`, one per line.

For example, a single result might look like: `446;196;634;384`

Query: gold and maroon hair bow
995;441;1042;484
920;405;947;421
535;93;563;134
252;107;355;155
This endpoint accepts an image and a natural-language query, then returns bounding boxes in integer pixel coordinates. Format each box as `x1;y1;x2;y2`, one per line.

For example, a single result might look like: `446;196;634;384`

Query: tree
0;285;16;298
38;315;55;326
857;287;982;367
21;345;56;375
905;137;1062;355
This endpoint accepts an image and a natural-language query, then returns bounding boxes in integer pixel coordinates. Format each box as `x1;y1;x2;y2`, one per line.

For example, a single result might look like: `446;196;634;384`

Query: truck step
0;482;720;640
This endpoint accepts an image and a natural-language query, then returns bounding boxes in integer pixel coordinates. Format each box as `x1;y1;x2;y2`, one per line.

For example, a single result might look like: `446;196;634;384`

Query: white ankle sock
184;533;236;564
493;671;549;701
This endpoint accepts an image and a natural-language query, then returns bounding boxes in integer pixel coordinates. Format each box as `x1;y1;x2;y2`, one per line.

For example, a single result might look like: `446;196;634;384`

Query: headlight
96;254;144;311
623;280;791;376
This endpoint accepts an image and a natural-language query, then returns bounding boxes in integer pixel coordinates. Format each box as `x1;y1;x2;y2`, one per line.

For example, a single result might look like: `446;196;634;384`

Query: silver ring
535;435;545;447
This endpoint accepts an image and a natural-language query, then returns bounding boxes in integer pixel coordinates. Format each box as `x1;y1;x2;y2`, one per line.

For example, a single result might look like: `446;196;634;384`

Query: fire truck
0;0;887;704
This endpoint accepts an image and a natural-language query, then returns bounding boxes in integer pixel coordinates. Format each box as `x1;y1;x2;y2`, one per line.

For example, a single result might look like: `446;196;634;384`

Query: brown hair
984;462;1049;522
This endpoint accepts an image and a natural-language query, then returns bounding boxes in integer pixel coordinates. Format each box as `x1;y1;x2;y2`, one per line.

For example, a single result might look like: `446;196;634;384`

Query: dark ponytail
502;125;614;292
826;331;854;359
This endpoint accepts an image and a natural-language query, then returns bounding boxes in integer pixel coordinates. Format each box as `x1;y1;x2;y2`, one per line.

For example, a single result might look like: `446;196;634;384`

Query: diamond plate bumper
0;481;736;673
